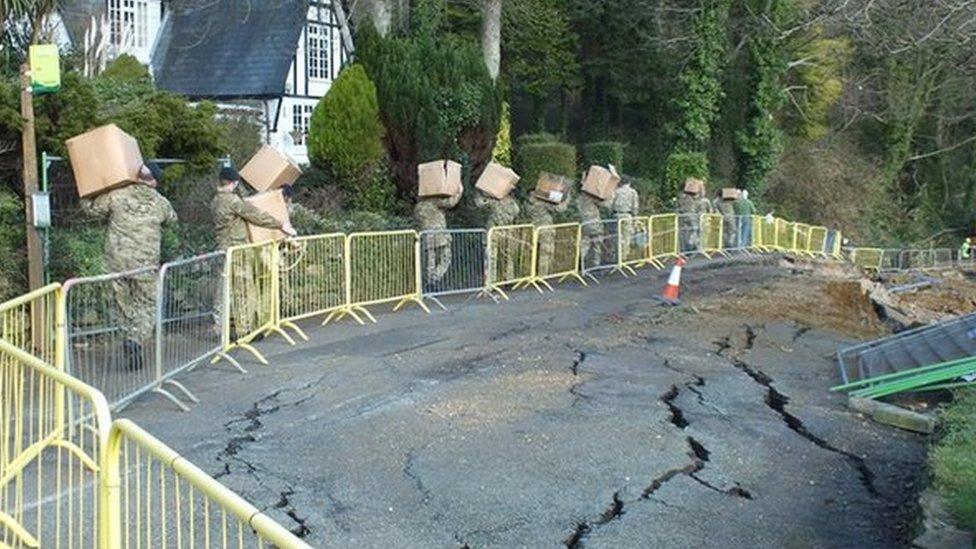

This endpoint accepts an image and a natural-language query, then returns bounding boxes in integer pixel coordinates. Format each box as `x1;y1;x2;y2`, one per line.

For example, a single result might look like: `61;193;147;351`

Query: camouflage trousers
425;240;452;284
112;272;157;344
218;251;271;342
536;230;556;277
580;223;606;269
487;234;517;283
679;216;700;254
723;216;739;249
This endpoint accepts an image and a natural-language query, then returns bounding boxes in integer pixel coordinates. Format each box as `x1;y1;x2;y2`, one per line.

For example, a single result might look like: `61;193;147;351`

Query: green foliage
664;151;709;199
357;23;501;195
308;64;385;177
672;0;731;150
931;390;976;531
94;54;154;115
33;71;100;156
516;132;557;147
493;102;512;165
516;139;577;192
0;187;25;299
791;33;853;139
115;93;226;172
581;141;625;171
215;111;263;169
49;225;104;280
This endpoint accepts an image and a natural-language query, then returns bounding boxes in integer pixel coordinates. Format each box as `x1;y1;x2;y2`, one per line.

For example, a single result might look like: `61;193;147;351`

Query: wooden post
20;63;44;291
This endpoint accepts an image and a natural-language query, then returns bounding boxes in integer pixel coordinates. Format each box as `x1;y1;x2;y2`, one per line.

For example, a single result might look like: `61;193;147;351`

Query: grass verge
930;389;976;531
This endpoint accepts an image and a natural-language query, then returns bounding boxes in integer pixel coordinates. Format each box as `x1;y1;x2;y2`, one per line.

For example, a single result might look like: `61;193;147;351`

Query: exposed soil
883;270;976;317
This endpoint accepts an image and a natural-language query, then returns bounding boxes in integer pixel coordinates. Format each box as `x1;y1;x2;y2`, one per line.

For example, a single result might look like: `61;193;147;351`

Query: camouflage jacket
415;194;462;246
473;191;520;228
676;193;699;215
527;194;569;226
612;185;640;216
714;199;736;217
80;183;177;272
578;192;613;223
211;189;282;250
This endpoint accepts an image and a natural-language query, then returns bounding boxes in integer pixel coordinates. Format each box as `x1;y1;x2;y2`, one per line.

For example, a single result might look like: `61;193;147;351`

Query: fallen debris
848;397;937;434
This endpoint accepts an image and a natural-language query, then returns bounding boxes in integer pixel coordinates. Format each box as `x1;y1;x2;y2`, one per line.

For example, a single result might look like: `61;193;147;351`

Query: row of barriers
0;284;310;548
4;208;973;547
844;247;971;273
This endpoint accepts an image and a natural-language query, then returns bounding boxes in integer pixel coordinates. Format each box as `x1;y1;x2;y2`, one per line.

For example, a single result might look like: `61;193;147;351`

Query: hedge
663;151;709;199
581;141;625;171
517;139;577;192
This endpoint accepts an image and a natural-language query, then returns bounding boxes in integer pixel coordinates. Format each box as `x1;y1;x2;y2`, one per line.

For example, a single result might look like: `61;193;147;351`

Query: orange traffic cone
655;257;685;306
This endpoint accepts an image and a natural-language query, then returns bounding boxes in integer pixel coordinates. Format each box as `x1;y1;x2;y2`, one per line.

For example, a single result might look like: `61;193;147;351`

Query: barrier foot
164;379;200;404
533;278;554;293
609;266;631;278
210;351;247;374
322;306;371;326
280;320;309;342
227;342;268;365
562;272;588;286
265;325;297;346
428;296;448;311
648;258;666;270
151;386;192;412
487;285;510;301
583;271;601;284
394;296;432;314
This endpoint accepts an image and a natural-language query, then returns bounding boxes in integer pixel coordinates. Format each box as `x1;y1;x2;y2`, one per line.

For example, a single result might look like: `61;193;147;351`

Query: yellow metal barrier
1;337;110;549
486;224;537;299
760;216;777;251
0;284;61;369
279;233;346;332
647;214;678;269
832;231;843;258
793;223;812;256
326;231;428;324
222;241;293;366
850;247;884;271
616;216;651;274
532;223;586;290
773;218;791;251
699;214;725;258
750;215;766;251
808;226;828;256
102;419;310;549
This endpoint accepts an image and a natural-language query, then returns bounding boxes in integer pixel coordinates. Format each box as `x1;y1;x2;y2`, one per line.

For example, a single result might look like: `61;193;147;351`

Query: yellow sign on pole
29;44;61;95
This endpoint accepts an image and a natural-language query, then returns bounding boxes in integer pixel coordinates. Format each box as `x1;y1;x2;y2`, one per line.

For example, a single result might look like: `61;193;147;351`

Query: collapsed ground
123;257;929;548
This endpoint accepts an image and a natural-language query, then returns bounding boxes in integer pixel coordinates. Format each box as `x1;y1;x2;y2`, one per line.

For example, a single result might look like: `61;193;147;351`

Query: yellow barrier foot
209;351;247;374
488;285;510;301
609;266;631;278
280;320;309;342
570;273;588;286
427;296;449;311
0;512;40;548
394;296;432;314
583;271;602;284
535;278;554;292
624;265;639;276
265;326;297;346
233;342;269;365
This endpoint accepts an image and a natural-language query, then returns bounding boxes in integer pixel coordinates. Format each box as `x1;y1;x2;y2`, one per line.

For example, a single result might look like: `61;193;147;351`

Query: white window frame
306;21;330;81
108;0;150;48
292;104;315;145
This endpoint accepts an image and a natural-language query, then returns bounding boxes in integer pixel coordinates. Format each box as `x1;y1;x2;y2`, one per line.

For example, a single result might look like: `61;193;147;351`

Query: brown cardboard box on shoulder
475;162;520;199
66;124;144;198
418;160;462;198
722;188;740;200
240;145;302;192
581;165;621;200
533;172;573;204
244;189;290;243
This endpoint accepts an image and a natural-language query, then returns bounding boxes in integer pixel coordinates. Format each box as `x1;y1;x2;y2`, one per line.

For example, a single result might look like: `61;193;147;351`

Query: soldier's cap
219;167;240;183
143;162;163;183
281;184;295;199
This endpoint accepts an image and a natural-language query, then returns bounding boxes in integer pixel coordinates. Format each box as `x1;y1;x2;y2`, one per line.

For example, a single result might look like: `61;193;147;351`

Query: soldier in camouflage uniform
211;167;294;339
474;188;520;281
80;162;176;370
676;178;708;254
578;188;614;271
528;186;571;278
714;190;738;249
415;185;464;284
612;176;641;262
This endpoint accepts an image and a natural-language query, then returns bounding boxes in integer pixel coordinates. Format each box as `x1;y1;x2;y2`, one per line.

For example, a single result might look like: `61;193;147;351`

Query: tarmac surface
122;256;927;548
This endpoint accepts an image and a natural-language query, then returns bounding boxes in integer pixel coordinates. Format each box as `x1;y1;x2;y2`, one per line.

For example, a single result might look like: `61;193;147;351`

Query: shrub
49;225;105;281
581;141;625;171
517;139;577;192
493;102;512;165
216;110;263;169
94;54;154;115
931;390;976;531
308;64;385;178
516;132;558;147
0;188;26;300
663;151;709;200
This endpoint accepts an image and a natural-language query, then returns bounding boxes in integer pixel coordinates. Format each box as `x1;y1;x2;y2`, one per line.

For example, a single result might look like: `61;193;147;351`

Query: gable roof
57;0;106;46
152;0;307;99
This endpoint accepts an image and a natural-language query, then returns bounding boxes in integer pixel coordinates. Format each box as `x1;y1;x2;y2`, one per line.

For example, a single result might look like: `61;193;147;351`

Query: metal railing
699;213;725;258
420;229;489;310
279;233;347;326
533;223;586;290
648;214;679;269
580;219;620;281
617;216;650;274
486;224;537;299
342;231;429;322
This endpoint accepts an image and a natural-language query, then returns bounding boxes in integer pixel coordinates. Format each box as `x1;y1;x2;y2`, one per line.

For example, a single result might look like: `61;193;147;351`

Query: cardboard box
533;172;573;204
722;188;739;200
66;124;144;198
240;145;302;192
244;190;290;243
475;162;520;199
581;165;621;200
418;160;462;198
683;178;705;195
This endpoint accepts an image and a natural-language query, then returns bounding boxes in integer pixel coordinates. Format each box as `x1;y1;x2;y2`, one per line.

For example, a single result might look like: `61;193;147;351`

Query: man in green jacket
734;189;756;248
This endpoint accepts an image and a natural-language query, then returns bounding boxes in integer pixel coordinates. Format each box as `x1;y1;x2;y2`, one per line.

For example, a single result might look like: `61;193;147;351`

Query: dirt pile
882;270;976;318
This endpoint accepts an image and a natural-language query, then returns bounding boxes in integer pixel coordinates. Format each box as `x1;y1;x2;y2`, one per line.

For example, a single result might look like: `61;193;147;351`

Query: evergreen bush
581;141;625;170
663;151;709;199
517;139;577;192
308;64;385;178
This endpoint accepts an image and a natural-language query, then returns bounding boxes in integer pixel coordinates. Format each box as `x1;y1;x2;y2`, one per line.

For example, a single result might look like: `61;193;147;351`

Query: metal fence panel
649;214;678;267
420;229;487;304
224;241;288;364
618;216;650;271
700;214;724;257
347;231;427;316
486;224;536;297
0;284;61;368
808;226;828;255
837;312;976;384
760;217;778;250
580;219;619;278
0;338;110;549
677;213;702;256
279;234;347;323
65;267;160;409
534;223;585;289
849;248;884;271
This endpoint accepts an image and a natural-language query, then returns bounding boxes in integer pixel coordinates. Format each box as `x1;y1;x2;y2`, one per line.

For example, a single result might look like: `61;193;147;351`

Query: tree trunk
481;0;502;80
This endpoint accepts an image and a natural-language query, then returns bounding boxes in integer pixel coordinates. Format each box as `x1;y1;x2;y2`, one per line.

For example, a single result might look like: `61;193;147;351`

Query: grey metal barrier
65;266;161;409
837;311;976;384
156;252;242;411
580;219;619;282
677;213;704;257
420;229;489;310
724;214;756;254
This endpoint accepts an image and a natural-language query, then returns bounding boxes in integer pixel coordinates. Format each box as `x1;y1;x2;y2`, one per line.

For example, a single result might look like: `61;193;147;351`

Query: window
108;0;150;48
292;104;314;145
306;22;330;80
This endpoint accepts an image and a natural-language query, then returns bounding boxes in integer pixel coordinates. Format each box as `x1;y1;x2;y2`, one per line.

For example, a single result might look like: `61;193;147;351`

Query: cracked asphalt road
121;257;926;548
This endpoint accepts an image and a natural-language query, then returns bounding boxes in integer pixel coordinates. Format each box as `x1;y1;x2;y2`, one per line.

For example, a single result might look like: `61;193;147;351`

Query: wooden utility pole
20;63;44;291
